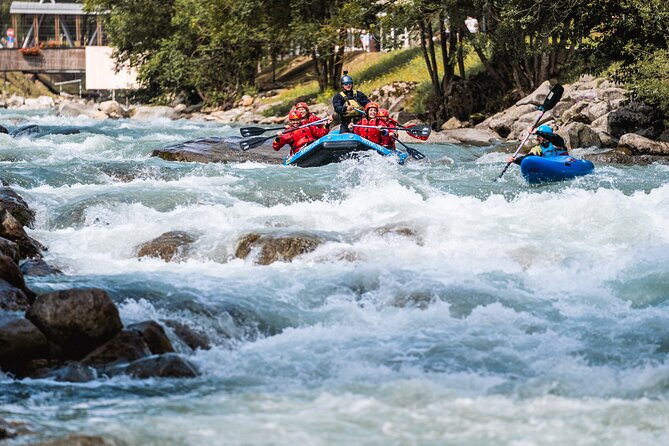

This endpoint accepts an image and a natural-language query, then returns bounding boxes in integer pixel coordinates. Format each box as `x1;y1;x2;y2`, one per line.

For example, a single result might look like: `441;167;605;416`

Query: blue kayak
283;133;408;167
520;155;594;183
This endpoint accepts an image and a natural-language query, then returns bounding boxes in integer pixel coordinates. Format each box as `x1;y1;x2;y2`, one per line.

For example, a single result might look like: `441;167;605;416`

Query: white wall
85;46;138;90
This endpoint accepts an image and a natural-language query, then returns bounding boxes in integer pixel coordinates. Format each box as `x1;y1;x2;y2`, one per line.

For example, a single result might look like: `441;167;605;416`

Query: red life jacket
272;126;317;156
353;117;383;144
378;118;396;148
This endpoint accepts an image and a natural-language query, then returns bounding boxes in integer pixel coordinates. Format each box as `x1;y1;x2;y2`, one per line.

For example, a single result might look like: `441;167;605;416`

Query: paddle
393;136;426;160
494;83;564;181
240;118;328;138
239;118;329;151
352;123;431;141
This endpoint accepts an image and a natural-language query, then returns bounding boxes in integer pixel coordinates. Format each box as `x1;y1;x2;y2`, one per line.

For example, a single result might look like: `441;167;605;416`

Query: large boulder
0;314;50;374
439;128;501;145
515;80;552;106
151;137;284;164
607;102;665;139
121;353;199;379
235;232;324;265
131;105;179;120
0;187;35;228
618;133;669;156
99;101;127;119
26;288;123;358
126;321;175;355
0;255;34;301
486;104;537;138
81;329;152;368
558;122;601;149
136;231;197;262
0;208;43;259
58;101;101;119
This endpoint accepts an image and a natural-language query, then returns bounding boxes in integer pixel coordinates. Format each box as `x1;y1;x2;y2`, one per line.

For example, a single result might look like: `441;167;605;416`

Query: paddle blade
404;124;431;141
240;127;268;137
239;135;271;151
406;146;426;160
539;83;564;112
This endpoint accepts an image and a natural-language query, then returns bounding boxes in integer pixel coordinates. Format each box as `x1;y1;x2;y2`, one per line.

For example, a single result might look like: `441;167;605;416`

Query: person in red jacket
295;101;332;138
377;108;396;149
349;102;384;144
273;110;319;156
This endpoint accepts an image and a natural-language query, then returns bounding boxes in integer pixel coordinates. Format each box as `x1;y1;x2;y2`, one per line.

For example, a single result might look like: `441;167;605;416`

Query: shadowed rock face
0;209;43;259
0;187;35;228
0;315;50;374
19;259;64;277
235;232;324;265
121;353;199;379
151;137;285;164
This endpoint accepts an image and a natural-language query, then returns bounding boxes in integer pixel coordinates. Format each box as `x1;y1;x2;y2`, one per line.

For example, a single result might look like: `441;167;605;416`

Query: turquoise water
1;110;669;445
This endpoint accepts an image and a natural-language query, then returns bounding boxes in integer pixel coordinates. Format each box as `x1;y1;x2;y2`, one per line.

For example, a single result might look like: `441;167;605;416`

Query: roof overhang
9;2;100;16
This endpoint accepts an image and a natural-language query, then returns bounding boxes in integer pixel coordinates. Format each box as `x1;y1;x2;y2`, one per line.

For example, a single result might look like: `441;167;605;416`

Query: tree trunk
457;27;466;79
419;19;440;98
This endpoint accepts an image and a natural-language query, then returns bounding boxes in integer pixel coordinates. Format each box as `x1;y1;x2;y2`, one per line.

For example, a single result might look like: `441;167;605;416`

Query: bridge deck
0;49;85;73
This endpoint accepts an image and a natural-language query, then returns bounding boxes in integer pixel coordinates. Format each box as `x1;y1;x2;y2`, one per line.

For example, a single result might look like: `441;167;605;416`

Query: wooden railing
0;48;85;73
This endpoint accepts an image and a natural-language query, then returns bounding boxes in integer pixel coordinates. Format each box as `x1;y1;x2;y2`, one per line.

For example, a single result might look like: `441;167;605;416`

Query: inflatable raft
283;133;407;167
520;155;594;183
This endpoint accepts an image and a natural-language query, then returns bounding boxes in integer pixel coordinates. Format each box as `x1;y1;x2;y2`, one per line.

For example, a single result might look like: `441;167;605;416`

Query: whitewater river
1;110;669;445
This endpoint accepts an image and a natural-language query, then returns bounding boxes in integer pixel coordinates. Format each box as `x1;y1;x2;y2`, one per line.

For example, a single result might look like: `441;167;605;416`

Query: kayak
520;155;594;183
283;132;407;167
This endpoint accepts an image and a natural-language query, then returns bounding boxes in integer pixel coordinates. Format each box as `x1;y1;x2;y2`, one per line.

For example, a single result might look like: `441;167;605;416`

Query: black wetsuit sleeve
513;153;537;165
333;94;347;115
357;91;370;107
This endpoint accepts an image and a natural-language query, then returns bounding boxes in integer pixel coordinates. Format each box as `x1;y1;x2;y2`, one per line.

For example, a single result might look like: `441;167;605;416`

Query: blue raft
520;155;594;184
282;132;408;167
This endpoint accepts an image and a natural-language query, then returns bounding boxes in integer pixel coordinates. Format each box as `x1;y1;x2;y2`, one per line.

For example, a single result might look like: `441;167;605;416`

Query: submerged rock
121;353;199;379
163;320;211;351
136;231;197;262
151;137;284;164
235;232;324;265
20;259;64;276
374;225;423;245
27;288;123;358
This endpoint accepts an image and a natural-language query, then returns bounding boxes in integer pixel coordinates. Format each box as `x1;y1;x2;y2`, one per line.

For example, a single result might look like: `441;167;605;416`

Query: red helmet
377;108;389;118
364;102;379;113
295;102;310;113
288;110;302;121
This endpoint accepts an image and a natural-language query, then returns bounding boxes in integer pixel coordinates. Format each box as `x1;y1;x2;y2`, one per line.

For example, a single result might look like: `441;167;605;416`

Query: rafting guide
332;71;370;133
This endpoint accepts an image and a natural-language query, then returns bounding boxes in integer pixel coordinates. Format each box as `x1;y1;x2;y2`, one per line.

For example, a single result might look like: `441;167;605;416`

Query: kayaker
273;110;319;156
333;71;370;133
349;102;384;145
295;102;333;138
377;108;397;149
508;124;569;165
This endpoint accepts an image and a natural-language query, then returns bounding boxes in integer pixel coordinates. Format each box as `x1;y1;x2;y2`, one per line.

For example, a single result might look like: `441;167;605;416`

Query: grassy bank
260;46;483;117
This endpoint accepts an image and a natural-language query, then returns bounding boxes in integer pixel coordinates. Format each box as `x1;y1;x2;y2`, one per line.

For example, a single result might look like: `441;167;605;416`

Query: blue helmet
341;71;353;85
537;124;553;134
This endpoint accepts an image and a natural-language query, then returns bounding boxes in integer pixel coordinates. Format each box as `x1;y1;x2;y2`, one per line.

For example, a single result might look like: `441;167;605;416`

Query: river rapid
1;110;669;445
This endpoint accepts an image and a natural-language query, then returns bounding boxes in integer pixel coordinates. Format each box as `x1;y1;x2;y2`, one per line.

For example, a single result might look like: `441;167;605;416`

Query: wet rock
0;237;20;263
0;280;31;311
26;288;123;358
392;291;435;310
374;225;423;245
0;187;36;228
30;434;120;446
99;101;127;119
136;231;196;262
40;362;98;382
557;122;601;148
127;321;175;355
58;101;100;119
0;314;50;374
0;125;7;134
151;137;284;164
82;329;151;368
121;353;199;379
0;209;43;259
608;102;664;139
439;128;501;146
20;259;64;276
235;232;324;265
0;254;33;296
583;150;669;166
131;105;179;120
0;418;29;440
618;133;669;156
163;320;211;351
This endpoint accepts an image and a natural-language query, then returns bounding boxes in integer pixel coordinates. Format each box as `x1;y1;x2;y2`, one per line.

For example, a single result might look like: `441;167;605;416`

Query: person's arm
356;91;370;107
333;94;347;115
273;132;292;151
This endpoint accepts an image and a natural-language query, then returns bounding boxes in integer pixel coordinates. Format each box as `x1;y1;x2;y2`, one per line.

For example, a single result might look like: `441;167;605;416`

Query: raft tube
520;155;594;184
283;132;408;167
